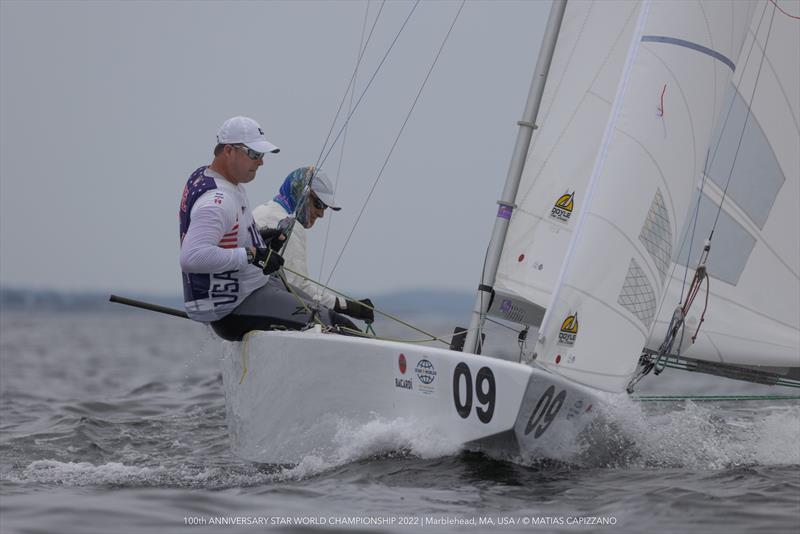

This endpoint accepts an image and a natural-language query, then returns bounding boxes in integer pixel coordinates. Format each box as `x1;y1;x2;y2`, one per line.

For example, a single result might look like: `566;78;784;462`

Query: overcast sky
1;0;549;300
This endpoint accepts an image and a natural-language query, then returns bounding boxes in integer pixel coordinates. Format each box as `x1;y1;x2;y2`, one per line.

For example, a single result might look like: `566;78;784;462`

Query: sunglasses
232;144;264;161
309;193;327;210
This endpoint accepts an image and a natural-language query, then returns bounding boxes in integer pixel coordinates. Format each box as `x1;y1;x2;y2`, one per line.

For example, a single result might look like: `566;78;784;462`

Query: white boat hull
221;330;604;464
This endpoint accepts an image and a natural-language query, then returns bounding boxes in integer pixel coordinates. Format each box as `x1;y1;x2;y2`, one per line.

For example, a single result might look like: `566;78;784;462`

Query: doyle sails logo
558;312;578;345
550;191;574;222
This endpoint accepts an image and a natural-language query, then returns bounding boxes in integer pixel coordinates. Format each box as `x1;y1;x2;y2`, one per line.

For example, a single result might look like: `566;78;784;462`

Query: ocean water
1;309;798;534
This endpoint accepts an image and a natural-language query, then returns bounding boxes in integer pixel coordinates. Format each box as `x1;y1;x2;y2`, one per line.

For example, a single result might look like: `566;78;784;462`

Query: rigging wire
315;1;421;172
280;265;459;346
313;0;387;172
629;3;777;391
318;0;373;283
284;1;410;248
709;4;776;238
651;0;770;327
324;0;467;287
681;1;770;295
484;316;524;335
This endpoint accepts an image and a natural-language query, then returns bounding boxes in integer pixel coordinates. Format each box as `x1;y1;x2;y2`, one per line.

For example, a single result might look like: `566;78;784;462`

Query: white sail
647;0;800;370
530;0;758;392
493;1;642;323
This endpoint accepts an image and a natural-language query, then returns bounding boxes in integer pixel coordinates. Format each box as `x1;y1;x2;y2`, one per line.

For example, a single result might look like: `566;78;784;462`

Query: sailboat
220;0;799;464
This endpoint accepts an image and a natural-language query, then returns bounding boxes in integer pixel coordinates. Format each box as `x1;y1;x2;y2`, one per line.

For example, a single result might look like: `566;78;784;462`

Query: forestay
647;0;800;371
531;0;758;392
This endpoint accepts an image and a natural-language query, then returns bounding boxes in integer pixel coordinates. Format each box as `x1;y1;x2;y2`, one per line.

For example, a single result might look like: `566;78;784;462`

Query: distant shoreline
0;287;474;318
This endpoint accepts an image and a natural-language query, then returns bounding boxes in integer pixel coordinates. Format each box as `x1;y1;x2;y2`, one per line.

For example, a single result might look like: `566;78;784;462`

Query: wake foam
276;417;464;480
15;402;796;487
16;460;161;486
574;395;800;469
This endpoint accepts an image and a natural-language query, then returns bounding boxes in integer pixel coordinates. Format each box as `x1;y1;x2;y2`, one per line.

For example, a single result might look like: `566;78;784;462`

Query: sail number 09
452;362;495;423
524;385;566;438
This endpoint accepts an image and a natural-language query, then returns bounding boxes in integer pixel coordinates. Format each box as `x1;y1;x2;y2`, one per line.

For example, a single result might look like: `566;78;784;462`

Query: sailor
180;118;362;341
177;115;297;341
252;166;375;325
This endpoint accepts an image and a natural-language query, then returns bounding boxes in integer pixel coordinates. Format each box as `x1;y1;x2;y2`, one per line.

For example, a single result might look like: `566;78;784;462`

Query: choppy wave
7;398;797;489
2;311;799;534
586;395;800;469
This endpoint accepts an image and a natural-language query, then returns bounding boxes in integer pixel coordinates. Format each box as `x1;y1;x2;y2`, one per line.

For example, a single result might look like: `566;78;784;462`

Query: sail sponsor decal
550;191;574;223
395;377;412;390
558;312;578;346
415;358;437;395
394;353;412;391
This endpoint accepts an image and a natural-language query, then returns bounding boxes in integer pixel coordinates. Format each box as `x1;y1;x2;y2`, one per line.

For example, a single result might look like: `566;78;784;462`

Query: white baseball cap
310;171;341;210
216;116;280;154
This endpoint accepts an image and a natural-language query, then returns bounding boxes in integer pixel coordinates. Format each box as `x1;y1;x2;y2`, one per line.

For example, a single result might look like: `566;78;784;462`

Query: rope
632;394;800;402
277;270;329;330
485;316;525;335
281;2;415;245
656;0;770;324
709;4;776;237
323;0;467;288
654;357;800;389
313;0;388;171
280;265;457;346
646;3;774;373
769;0;800;20
316;1;420;172
319;0;373;283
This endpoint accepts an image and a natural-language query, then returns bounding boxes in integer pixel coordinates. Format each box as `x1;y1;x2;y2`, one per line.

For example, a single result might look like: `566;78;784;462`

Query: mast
463;0;567;354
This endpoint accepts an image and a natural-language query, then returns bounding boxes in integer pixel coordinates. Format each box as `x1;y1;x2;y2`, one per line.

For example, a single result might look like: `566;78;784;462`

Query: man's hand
258;217;295;252
259;227;286;252
337;298;375;323
250;247;284;275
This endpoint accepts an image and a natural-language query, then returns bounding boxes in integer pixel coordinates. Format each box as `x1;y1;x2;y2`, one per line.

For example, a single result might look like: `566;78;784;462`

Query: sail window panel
638;189;672;287
617;257;657;329
677;191;756;286
707;86;785;230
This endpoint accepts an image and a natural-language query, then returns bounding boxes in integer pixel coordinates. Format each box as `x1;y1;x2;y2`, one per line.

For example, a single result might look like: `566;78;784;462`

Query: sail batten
640;35;737;71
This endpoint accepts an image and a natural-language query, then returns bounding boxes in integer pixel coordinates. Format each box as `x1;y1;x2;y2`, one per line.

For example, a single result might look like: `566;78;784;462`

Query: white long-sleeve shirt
252;200;342;309
179;167;266;321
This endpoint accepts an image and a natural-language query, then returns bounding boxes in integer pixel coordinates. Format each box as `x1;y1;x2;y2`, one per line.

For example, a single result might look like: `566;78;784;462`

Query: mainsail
509;0;762;392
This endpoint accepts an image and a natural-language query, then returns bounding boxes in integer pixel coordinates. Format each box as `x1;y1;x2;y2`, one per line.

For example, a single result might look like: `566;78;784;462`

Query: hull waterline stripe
642;35;735;71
